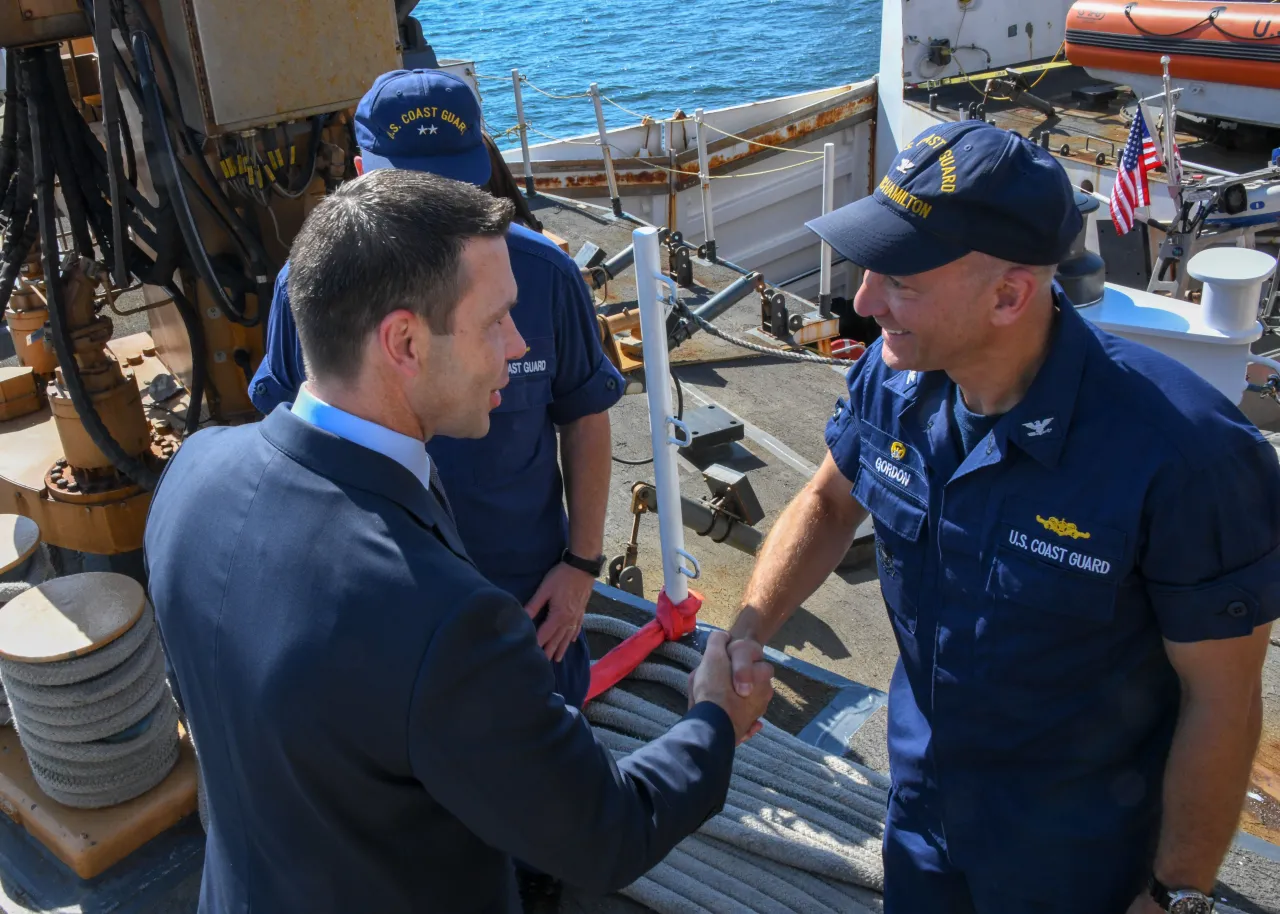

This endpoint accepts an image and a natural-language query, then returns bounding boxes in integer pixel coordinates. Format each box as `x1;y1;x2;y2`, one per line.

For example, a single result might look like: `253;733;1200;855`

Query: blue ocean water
411;0;882;148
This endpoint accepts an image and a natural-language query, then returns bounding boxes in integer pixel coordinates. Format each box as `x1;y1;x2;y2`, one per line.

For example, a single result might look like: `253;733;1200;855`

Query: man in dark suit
143;169;775;913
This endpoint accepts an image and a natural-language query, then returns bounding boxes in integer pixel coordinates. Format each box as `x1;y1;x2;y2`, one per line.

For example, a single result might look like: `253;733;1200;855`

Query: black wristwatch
560;548;604;577
1151;878;1215;914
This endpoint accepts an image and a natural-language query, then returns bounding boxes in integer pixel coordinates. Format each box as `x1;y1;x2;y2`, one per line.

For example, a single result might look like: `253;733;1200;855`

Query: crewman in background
727;121;1280;913
248;69;621;717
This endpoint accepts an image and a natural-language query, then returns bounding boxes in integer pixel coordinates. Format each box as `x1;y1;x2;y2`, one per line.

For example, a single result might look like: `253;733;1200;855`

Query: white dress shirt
291;384;432;492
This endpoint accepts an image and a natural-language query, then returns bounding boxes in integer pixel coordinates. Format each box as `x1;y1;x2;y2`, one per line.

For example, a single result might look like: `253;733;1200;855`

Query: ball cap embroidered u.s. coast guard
806;120;1081;276
354;69;491;185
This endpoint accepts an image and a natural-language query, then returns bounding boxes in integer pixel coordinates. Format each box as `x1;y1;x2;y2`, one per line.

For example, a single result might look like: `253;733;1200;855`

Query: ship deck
903;63;1276;181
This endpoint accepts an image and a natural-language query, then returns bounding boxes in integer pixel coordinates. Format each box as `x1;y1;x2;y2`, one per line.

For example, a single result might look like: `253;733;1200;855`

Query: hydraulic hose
122;0;274;283
133;31;259;327
163;283;207;437
0;52;19;206
22;50;158;490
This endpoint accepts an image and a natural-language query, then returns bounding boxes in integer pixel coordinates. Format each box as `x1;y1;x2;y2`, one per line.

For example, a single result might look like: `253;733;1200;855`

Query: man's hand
690;631;774;744
1124;892;1162;914
523;563;595;662
726;636;767;699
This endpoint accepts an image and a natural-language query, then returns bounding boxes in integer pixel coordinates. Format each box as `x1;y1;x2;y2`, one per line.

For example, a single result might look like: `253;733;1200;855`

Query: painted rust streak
533;169;671;191
705;96;873;171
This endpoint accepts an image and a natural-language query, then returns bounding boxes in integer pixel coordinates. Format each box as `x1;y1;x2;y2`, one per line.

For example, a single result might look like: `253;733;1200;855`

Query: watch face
1169;894;1213;914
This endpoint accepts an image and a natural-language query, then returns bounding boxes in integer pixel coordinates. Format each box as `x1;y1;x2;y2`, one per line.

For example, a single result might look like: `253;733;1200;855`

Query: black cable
133;30;258;327
0;52;19;209
21;49;158;490
120;0;275;279
162;282;206;438
0;106;36;313
37;48;104;259
1;93;33;246
0;209;38;312
611;370;684;466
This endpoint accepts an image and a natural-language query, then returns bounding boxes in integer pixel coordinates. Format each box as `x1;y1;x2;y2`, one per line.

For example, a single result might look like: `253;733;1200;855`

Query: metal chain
680;306;859;366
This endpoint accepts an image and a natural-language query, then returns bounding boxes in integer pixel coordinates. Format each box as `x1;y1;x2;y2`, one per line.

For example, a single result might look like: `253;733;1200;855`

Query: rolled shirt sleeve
247;263;306;415
547;260;624;426
825;340;881;482
1140;435;1280;641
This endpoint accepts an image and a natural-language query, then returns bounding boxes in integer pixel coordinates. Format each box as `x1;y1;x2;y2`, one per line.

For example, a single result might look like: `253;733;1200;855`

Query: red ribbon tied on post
584;588;703;705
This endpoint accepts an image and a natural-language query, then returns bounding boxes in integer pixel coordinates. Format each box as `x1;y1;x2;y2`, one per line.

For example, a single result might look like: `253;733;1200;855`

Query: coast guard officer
248;70;621;709
146;169;776;913
727;121;1280;914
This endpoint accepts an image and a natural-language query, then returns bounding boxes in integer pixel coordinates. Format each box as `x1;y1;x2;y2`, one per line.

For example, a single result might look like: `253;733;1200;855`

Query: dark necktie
428;461;456;527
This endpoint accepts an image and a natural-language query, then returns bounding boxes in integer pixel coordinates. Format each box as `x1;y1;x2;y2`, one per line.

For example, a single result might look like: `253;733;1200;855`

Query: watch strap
561;548;604;577
1150;878;1215;913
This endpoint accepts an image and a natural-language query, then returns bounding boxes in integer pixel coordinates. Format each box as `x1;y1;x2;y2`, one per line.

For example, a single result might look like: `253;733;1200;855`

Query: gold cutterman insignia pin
890;441;907;460
1036;516;1091;540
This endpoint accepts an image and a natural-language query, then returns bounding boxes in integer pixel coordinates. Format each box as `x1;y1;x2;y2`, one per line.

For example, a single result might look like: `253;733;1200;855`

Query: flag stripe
1110;108;1158;236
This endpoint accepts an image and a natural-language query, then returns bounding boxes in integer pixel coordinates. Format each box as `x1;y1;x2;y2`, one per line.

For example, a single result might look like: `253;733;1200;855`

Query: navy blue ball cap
354;69;491;185
806;120;1082;276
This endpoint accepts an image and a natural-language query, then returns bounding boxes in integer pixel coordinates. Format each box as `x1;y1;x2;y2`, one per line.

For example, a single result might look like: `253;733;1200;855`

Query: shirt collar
879;290;1092;470
291;384;432;491
994;294;1091;468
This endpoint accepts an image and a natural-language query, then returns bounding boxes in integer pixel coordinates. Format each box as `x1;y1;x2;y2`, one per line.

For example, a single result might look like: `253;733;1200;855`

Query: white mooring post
634;226;699;603
819;141;836;317
511;69;535;196
695;108;717;262
590;83;623;217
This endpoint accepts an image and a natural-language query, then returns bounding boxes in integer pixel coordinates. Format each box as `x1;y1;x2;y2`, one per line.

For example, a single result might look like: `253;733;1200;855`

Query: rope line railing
495;70;863;361
519;74;592;101
700;121;828;157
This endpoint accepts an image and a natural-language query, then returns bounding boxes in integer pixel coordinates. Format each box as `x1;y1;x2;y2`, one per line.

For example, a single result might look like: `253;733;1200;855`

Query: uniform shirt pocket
854;461;927;634
498;336;556;413
980;500;1129;688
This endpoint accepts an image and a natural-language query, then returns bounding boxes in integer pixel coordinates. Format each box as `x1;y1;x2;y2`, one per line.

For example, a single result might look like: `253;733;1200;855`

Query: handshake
688;631;774;744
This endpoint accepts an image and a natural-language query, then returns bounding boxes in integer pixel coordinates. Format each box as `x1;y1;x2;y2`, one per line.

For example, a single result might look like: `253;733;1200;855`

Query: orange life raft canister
1065;1;1280;91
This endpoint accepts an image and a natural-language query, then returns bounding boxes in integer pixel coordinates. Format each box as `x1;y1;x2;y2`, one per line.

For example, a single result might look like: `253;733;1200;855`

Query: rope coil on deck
678;305;860;367
0;545;53;726
582;613;889;913
0;591;180;809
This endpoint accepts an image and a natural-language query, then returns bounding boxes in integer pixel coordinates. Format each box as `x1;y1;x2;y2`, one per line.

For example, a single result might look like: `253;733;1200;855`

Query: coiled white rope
582;613;888;913
0;595;180;809
0;545;53;725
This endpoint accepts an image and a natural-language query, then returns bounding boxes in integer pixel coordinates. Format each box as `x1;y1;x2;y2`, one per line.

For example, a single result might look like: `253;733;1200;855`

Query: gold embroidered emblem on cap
1036;515;1091;540
890;441;907;460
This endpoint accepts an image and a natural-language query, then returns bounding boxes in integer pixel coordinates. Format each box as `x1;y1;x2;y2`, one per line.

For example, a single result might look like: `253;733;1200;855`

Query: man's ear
376;309;429;380
354;155;364;176
990;266;1042;328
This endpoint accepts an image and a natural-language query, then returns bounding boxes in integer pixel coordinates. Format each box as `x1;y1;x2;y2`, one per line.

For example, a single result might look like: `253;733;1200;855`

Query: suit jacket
143;405;734;913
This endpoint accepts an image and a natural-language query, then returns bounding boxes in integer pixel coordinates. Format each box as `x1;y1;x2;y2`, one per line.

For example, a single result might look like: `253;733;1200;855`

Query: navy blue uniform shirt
248;223;624;705
826;294;1280;905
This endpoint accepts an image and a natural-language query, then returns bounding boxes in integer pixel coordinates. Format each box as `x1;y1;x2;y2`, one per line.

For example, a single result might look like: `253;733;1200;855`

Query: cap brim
358;147;493;187
806;195;970;276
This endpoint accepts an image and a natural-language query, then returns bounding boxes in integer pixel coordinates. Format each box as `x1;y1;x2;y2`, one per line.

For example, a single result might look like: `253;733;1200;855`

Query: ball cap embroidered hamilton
806;120;1082;276
354;69;491;185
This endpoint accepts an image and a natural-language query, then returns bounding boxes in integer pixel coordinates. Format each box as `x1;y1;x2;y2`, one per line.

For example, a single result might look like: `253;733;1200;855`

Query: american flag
1110;107;1161;234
